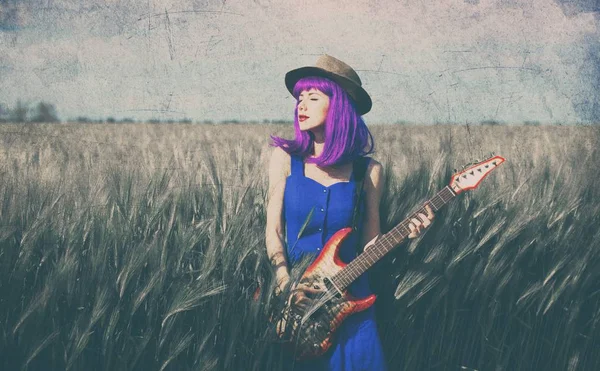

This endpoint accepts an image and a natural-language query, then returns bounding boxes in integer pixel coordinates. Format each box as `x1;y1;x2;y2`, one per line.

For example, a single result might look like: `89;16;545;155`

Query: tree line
0;101;550;126
0;101;60;123
0;101;296;124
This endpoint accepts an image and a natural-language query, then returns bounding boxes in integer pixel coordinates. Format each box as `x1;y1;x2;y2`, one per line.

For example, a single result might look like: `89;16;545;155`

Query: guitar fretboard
331;186;456;291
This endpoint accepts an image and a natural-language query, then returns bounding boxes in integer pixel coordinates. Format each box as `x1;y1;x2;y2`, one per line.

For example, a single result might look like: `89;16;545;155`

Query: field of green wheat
1;123;599;370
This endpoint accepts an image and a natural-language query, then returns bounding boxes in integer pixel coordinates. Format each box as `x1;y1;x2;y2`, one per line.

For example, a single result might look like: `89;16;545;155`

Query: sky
0;0;599;124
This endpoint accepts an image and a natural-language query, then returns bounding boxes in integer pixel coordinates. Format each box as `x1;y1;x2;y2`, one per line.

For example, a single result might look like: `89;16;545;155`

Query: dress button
320;208;324;212
323;189;327;193
318;228;322;232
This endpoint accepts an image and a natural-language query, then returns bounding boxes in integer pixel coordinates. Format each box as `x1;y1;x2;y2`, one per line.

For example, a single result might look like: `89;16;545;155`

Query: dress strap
351;156;372;243
290;154;303;177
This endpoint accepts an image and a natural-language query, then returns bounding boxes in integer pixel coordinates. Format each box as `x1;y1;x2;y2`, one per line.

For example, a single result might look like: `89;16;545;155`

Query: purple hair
269;76;375;167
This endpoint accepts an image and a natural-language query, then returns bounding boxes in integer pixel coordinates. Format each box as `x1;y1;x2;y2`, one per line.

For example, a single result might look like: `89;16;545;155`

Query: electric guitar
275;155;506;360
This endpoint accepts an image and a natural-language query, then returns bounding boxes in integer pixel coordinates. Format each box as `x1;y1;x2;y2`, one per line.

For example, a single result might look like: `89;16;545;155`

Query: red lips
299;115;309;121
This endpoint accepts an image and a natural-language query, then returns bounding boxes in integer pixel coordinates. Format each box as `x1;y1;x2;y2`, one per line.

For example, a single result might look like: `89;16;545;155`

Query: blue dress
283;154;388;371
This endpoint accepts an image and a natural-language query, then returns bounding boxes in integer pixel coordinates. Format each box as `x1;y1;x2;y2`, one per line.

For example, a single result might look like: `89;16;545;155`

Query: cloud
572;32;600;121
553;0;600;16
549;0;600;121
0;1;31;31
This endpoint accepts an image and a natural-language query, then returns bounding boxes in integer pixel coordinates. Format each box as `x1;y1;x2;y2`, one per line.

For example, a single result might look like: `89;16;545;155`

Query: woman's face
297;88;330;132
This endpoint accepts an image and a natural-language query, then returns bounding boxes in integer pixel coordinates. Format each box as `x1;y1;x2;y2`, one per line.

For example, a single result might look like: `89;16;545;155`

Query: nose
298;100;306;111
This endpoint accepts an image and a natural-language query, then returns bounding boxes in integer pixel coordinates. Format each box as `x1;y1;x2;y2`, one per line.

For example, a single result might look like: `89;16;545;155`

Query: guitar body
277;227;376;360
272;154;505;360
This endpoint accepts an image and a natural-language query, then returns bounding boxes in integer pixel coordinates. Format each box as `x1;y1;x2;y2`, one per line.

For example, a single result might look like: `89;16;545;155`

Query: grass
0;123;599;370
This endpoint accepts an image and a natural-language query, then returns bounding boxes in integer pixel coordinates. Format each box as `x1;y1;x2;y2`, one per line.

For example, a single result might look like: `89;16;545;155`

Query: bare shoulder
269;146;291;178
361;158;384;246
366;158;384;185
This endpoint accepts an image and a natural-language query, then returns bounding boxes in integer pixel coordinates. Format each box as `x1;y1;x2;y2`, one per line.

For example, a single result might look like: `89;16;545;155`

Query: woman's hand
407;204;435;239
289;282;326;315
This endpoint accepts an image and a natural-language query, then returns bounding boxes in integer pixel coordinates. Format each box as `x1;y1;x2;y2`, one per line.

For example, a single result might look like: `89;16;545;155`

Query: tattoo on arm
269;251;287;267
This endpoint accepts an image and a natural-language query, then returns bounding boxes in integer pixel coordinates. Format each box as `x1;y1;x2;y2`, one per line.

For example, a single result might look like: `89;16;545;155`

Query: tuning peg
453;168;458;173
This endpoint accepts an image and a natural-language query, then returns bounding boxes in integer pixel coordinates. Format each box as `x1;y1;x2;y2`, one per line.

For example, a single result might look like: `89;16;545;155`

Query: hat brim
285;66;372;115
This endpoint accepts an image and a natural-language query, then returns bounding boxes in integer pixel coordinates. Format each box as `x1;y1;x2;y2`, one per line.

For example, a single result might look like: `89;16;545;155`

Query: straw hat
285;54;372;115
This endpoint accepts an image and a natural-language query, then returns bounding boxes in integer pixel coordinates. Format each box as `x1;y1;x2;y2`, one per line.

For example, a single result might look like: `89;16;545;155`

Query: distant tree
106;117;116;123
524;120;540;126
30;102;59;123
148;118;162;124
178;118;192;124
10;100;29;123
76;116;90;123
481;120;501;126
0;103;8;122
271;119;291;125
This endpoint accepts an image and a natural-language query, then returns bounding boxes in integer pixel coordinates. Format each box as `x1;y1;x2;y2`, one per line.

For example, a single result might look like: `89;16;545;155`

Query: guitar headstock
449;155;505;195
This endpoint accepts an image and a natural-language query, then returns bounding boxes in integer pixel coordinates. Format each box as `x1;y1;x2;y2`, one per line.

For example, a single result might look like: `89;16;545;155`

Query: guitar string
327;187;452;302
332;186;455;289
332;161;492;289
332;191;447;289
333;188;452;287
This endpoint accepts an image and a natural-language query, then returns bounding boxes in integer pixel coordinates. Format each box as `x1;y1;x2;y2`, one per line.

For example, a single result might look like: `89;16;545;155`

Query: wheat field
0;123;599;370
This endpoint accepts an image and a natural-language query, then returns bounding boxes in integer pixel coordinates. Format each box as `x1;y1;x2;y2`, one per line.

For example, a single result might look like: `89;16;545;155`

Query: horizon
0;97;597;126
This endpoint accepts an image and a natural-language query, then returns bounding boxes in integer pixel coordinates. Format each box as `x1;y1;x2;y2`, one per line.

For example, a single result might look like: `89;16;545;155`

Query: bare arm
361;159;384;251
360;159;434;250
265;147;291;291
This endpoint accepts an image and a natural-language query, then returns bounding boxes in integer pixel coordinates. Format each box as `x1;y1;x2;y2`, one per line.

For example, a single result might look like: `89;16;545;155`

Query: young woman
265;54;434;370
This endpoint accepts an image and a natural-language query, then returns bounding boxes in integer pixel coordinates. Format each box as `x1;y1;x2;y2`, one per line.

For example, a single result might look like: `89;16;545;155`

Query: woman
265;54;434;370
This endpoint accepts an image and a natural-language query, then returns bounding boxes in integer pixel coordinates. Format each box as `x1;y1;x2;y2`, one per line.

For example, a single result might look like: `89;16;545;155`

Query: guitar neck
331;185;457;291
